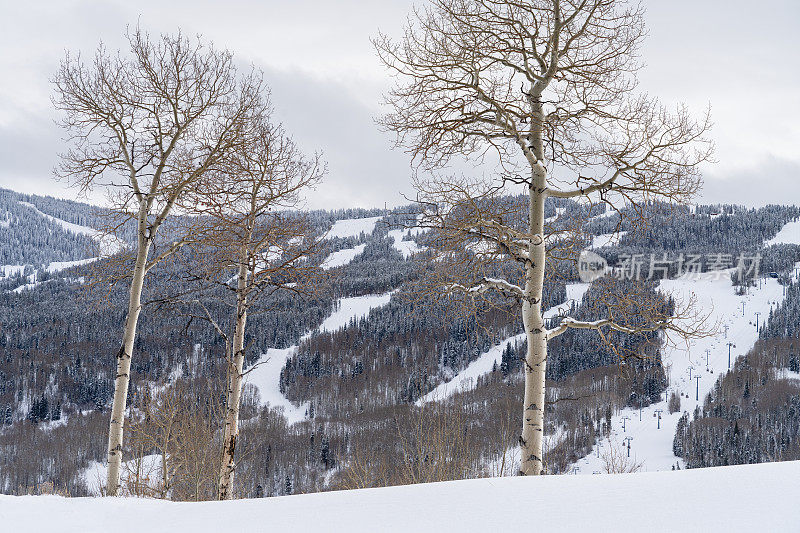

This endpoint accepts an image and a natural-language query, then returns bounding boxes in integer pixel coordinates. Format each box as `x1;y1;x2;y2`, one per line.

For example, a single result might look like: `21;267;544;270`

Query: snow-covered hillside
322;243;367;269
569;217;800;473
245;292;394;423
419;283;590;403
573;265;798;474
591;230;627;248
325;216;382;239
2;461;798;532
19;201;123;256
766;218;800;245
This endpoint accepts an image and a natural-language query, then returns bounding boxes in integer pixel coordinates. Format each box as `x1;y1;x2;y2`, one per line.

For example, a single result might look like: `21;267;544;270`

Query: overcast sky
1;0;798;209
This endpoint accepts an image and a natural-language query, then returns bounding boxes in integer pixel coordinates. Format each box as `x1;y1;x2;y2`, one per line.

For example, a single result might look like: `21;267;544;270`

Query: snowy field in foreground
2;461;798;532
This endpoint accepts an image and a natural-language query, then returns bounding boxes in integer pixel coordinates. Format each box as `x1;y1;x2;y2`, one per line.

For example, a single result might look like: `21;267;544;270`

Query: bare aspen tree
181;104;325;500
375;0;713;475
53;28;264;495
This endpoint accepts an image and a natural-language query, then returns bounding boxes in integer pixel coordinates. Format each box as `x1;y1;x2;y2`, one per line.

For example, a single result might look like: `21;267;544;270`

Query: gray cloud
701;157;800;208
0;1;798;209
263;68;415;210
0;112;66;197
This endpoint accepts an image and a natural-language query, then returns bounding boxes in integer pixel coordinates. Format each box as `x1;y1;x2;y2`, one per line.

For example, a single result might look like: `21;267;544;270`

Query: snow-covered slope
573;265;798;474
591;230;627;248
765;218;800;245
321;243;367;269
568;216;800;473
2;461;798;533
19;201;124;256
325;216;382;239
419;283;590;403
388;228;425;258
245;292;393;423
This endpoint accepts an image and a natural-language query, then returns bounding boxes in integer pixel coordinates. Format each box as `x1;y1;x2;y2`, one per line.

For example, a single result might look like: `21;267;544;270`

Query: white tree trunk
217;260;249;500
520;96;548;476
520;187;547;476
106;234;151;495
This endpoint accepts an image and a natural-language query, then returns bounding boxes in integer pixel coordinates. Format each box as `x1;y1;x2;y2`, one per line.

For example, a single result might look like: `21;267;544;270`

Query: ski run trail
2;201;125;291
418;282;590;404
572;215;800;474
246;292;394;424
249;215;427;421
322;215;426;266
575;264;799;474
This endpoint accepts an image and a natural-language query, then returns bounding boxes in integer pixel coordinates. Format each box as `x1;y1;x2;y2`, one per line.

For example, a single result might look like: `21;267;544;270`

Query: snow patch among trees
388;228;426;258
591;231;628;249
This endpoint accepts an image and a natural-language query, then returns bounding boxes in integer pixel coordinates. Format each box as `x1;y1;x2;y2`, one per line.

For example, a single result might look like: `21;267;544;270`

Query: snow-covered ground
45;258;98;273
321;243;366;269
591;208;618;220
766;218;800;245
3;461;799;532
388;228;425;258
245;292;394;423
419;283;590;403
325;216;382;239
4;259;95;292
388;214;427;258
591;230;627;249
0;264;27;278
573;264;799;474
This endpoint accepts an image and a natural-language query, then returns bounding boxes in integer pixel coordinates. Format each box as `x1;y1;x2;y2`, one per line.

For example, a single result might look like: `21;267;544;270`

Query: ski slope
419;283;590;403
591;230;627;249
766;218;800;245
325;216;382;239
245;292;393;423
321;243;367;269
2;461;798;532
572;264;799;474
388;214;427;258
